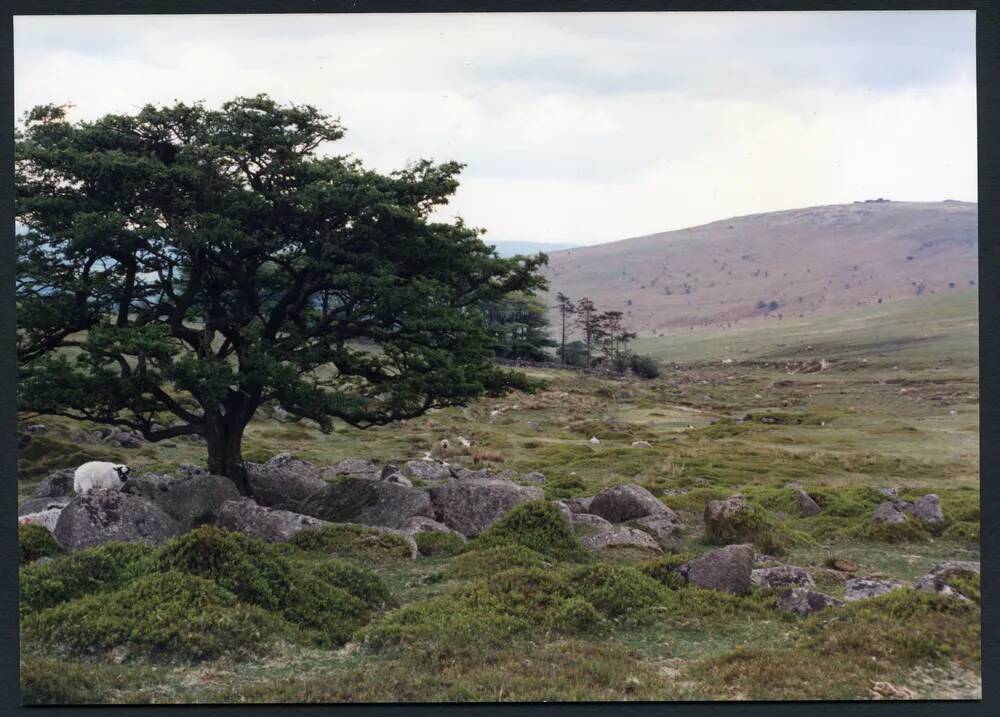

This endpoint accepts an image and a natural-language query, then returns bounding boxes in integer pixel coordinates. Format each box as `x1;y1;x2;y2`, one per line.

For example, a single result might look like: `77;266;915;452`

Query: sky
14;11;977;247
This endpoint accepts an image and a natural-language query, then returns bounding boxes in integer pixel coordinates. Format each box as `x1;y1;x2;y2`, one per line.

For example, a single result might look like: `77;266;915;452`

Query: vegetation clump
21;571;279;662
472;501;585;561
414;531;466;558
18;524;63;566
445;544;549;580
704;501;807;555
290;524;414;563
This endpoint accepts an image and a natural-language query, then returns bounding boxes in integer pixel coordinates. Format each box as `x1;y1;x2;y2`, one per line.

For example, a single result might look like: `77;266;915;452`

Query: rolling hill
542;200;977;334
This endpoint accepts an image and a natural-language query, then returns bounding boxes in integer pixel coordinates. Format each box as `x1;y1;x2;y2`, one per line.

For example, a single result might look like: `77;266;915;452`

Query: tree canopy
16;95;546;490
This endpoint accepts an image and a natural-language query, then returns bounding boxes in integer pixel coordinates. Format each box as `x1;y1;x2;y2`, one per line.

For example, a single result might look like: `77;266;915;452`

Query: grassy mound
414;531;466;557
472;501;585;561
21;571;279;662
704;502;808;555
289;524;413;563
157;526;293;610
639;552;694;589
853;517;931;543
445;543;549;580
18;524;63;566
20;542;158;614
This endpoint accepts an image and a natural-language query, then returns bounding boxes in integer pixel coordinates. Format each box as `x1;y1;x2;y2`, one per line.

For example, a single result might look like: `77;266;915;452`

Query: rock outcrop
53;489;182;550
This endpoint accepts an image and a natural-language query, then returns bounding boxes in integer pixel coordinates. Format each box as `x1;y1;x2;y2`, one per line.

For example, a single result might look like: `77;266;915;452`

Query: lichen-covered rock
775;588;844;616
570;512;614;532
588;484;672;523
521;471;546;482
632;513;683;545
246;459;329;512
18;496;72;516
18;508;63;533
400;460;453;482
216;498;330;542
795;489;821;517
427;479;544;536
53;489;182;550
31;469;75;498
301;478;433;529
325;458;380;480
563;496;594;514
751;565;815;589
913;561;980;599
580;526;662;554
679;544;754;595
400;515;466;541
872;501;909;525
908;494;945;525
844;577;904;601
122;472;240;529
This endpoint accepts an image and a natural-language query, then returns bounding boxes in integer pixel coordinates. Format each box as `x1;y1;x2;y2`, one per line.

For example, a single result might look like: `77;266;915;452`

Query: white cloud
14;11;977;244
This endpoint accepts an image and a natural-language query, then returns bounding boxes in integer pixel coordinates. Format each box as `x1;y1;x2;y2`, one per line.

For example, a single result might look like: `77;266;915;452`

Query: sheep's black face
114;466;131;482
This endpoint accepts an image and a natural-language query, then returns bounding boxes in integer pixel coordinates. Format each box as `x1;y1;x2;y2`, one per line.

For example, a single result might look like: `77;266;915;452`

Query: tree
574;297;603;368
555;292;576;365
16;96;546;492
597;310;637;370
482;292;556;361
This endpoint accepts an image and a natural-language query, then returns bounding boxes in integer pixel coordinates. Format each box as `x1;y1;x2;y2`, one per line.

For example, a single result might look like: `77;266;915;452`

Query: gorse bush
472;501;585;561
629;354;660;379
21;571;279;662
18;524;63;566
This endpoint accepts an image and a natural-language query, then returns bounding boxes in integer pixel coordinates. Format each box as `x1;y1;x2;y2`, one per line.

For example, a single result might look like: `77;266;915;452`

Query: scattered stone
571;512;614;532
875;487;899;498
751;565;815;589
679;544;754;595
784;481;803;490
521;471;546;483
795;489;821;517
527;421;542;432
871;681;914;700
19;496;72;516
122;472;240;529
553;500;574;524
326;458;380;480
563;496;594;514
216;498;330;542
301;478;433;529
589;484;673;523
844;577;904;601
775;588;844;616
913;561;980;600
872;501;909;525
828;558;858;573
427;479;543;536
908;494;945;525
631;441;652;449
31;469;75;498
53;489;182;550
400;460;453;482
581;526;662;554
632;513;683;545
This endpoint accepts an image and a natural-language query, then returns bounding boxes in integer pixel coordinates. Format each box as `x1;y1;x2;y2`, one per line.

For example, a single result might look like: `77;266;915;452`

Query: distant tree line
552;293;659;378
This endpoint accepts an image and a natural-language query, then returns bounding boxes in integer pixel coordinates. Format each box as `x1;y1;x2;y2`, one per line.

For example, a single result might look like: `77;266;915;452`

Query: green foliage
20;542;158;614
18;524;62;565
21;571;279;661
853;517;931;543
445;544;549;580
948;574;980;605
629;354;661;379
16;94;548;477
640;553;694;589
156;526;292;610
289;524;414;563
942;521;980;543
809;486;885;517
414;531;466;558
545;596;611;634
704;502;807;555
20;658;159;705
566;564;666;621
483;291;556;361
472;500;585;560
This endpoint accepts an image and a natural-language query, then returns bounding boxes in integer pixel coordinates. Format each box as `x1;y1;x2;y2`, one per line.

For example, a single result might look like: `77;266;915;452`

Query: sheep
73;461;131;494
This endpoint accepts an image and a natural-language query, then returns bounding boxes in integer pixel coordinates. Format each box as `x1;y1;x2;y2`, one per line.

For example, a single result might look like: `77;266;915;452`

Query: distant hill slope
488;240;578;257
543;201;977;334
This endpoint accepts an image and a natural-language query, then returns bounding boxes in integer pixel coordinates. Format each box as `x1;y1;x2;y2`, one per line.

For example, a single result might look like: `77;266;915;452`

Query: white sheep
73;461;131;494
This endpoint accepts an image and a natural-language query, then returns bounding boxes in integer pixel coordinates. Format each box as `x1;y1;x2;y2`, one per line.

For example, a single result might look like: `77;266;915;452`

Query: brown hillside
542;200;977;334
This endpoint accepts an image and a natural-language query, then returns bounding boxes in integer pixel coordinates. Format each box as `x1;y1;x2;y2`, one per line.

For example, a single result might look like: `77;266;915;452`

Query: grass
17;292;980;702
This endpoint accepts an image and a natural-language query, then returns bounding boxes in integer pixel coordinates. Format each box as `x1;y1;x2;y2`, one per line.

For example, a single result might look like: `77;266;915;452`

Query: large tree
482;291;556;362
16;95;546;492
554;292;575;365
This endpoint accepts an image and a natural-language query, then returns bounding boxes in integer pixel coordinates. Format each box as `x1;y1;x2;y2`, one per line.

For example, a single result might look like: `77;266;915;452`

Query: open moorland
18;289;980;703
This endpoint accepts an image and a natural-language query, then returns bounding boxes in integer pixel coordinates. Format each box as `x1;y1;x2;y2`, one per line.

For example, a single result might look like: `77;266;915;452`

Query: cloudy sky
15;11;977;246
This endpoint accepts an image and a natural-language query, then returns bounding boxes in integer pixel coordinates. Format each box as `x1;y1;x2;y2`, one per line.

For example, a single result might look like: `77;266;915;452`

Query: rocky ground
17;307;980;702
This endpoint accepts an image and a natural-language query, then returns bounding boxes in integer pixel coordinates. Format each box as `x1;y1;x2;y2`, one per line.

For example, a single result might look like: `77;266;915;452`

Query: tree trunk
205;416;250;495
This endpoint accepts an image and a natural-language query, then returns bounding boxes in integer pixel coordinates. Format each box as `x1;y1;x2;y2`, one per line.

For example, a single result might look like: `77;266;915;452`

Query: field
18;290;980;703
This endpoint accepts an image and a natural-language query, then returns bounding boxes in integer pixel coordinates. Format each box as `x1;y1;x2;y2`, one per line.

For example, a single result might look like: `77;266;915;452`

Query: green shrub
629;354;661;379
22;571;278;662
948;574;980;605
640;553;694;589
157;526;292;610
20;542;158;614
290;524;413;563
473;501;585;561
942;521;980;543
446;544;549;580
809;486;884;517
414;531;466;558
853;518;930;543
20;658;158;705
566;564;665;621
704;502;806;555
546;596;610;634
18;524;63;566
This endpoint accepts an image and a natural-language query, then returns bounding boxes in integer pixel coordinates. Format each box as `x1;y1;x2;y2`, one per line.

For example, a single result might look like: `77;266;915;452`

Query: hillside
542;200;977;334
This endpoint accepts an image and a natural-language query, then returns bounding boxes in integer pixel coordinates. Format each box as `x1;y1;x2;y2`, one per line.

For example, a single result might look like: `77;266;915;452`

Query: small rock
216;498;330;543
521;471;546;483
776;588;844;616
844;577;904;601
385;474;413;487
630;441;652;449
913;561;980;600
581;526;662;554
571;512;614;532
18;508;63;532
54;489;182;550
632;513;683;545
828;558;858;573
31;469;75;499
872;501;909;525
795;489;821;517
751;565;815;589
563;496;594;514
875;487;899;498
679;544;754;595
400;460;453;482
908;494;944;525
589;484;673;523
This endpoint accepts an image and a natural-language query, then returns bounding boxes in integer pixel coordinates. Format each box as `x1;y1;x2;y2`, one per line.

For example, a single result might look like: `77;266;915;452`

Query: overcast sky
15;11;977;246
